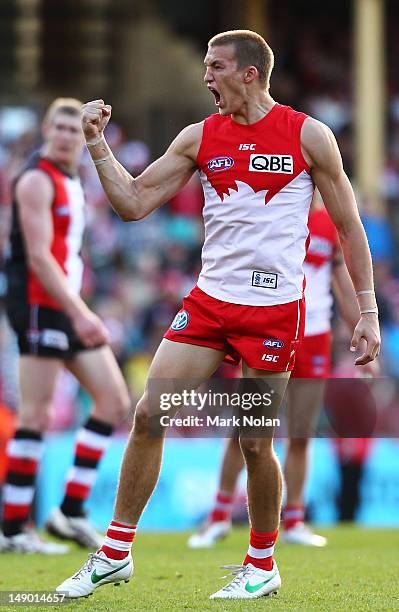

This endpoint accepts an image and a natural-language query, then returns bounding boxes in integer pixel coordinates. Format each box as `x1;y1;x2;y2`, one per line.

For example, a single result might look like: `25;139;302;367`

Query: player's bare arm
81;99;202;221
332;250;380;375
331;246;360;331
301;118;380;365
16;170;109;347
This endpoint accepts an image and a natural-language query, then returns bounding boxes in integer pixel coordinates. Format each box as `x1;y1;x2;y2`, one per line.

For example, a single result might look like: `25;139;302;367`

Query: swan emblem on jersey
171;310;190;331
201;175;269;205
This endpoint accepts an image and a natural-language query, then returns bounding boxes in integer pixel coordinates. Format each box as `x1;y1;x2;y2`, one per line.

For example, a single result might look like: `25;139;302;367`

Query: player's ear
243;66;258;84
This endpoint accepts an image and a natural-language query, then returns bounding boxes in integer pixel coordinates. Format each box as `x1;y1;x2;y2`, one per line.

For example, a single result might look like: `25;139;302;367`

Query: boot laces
72;553;111;580
219;564;252;591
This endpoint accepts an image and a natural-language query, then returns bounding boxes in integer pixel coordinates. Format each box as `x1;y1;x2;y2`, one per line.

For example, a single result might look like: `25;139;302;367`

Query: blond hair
208;30;274;89
43;97;82;125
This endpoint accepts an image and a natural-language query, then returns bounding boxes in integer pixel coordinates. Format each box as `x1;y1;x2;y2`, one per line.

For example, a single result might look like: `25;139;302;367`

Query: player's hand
71;306;110;348
81;100;112;141
350;314;381;366
354;339;380;376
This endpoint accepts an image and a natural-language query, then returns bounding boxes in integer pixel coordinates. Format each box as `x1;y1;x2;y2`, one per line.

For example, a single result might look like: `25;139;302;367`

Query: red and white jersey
196;104;314;306
7;155;85;310
304;207;338;336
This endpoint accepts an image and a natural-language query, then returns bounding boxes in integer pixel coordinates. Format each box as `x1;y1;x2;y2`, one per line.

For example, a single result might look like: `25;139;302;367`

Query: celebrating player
2;98;131;553
57;30;380;600
188;192;378;550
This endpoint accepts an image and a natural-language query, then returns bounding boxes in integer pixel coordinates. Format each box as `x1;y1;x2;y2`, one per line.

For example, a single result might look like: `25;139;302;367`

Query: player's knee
132;395;150;436
92;383;132;424
240;437;272;463
111;384;131;422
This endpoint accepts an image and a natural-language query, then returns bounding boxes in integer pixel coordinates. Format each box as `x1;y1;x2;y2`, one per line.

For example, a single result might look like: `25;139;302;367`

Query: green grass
0;526;398;611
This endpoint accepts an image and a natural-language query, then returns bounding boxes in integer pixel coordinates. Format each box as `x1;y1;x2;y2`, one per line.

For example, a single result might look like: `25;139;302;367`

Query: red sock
283;505;304;530
209;491;233;523
100;520;136;560
243;528;278;571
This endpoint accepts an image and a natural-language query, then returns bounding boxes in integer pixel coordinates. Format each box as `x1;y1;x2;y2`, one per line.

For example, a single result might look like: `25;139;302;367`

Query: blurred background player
188;191;378;549
1;98;131;553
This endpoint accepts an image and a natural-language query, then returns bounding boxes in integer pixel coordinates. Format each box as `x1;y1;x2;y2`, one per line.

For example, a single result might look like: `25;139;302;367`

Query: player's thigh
147;338;225;381
243;365;291;379
65;346;130;417
242;365;291;411
138;339;226;427
18;355;63;423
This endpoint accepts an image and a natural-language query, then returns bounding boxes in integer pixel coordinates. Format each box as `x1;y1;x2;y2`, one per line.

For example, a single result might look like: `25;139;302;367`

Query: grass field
0;526;398;611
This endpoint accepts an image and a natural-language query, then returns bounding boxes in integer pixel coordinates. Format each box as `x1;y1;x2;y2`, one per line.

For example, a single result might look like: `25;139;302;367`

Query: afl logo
171;310;190;331
208;156;234;172
263;338;284;349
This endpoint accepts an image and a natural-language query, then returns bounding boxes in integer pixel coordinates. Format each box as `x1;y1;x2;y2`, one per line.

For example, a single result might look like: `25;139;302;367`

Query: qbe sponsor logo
263;338;284;349
208;156;234;172
171;310;190;331
249;154;293;174
252;271;278;289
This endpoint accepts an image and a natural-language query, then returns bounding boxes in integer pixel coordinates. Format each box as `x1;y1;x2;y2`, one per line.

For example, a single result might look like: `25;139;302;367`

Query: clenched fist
81;99;112;141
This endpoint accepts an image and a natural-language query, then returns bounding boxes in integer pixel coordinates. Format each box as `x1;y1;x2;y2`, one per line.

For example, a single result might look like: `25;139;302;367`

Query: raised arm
301;118;380;364
81;100;202;221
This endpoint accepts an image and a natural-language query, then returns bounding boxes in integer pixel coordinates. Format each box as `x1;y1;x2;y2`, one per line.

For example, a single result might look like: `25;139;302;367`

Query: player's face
44;112;85;169
204;44;247;116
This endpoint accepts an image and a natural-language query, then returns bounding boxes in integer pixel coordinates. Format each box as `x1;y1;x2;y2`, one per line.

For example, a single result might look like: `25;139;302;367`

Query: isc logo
252;271;278;289
261;354;279;362
239;144;256;150
208;156;234;172
249;154;293;174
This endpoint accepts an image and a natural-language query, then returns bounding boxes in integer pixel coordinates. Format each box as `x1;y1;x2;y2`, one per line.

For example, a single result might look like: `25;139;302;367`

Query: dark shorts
6;303;89;359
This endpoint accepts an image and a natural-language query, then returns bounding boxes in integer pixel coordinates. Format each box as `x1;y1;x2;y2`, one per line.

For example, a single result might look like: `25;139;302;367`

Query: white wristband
356;290;375;296
86;135;105;147
93;155;111;166
360;308;379;315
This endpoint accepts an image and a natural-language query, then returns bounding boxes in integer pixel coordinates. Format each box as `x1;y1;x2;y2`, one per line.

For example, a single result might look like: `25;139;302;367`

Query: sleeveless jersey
6;154;85;311
196;103;314;306
304;207;338;336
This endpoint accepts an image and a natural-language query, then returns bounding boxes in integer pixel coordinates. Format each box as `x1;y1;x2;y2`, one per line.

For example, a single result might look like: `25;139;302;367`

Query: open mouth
208;87;221;106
